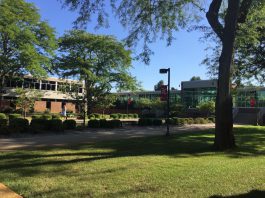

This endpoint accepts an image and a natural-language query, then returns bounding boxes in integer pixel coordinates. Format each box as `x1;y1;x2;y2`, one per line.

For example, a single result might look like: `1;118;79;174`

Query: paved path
0;183;22;198
0;124;214;151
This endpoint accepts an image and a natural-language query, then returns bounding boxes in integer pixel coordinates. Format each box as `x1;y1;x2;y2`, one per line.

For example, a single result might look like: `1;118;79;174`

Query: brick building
0;75;84;114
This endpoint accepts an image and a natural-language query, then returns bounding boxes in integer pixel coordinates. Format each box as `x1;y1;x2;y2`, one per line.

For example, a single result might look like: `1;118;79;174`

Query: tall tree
203;2;265;86
55;30;138;115
154;80;164;91
61;0;255;149
0;0;57;98
190;76;201;81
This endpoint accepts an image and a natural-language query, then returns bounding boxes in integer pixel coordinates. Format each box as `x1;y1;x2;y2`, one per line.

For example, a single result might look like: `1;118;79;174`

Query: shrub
47;119;63;132
110;114;119;119
208;117;215;123
0;119;8;130
52;114;61;120
30;119;48;132
187;118;194;125
9;118;29;133
198;100;215;115
117;113;122;119
9;114;21;120
88;114;95;119
41;114;52;120
138;118;153;126
153;119;163;126
0;113;6;119
88;119;100;128
93;113;101;119
177;118;185;126
63;120;76;130
108;120;122;128
99;119;108;128
166;118;175;125
32;115;42;120
133;114;139;118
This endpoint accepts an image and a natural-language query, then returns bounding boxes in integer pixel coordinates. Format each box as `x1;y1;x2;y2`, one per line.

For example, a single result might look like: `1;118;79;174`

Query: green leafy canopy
0;0;57;86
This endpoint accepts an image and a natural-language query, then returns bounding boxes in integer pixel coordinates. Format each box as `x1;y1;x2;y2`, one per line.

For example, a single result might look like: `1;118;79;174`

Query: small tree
198;100;215;117
94;94;117;115
190;76;201;81
15;88;43;118
154;80;164;91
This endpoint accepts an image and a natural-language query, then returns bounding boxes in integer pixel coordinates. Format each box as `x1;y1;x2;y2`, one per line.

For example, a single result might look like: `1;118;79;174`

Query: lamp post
159;68;170;136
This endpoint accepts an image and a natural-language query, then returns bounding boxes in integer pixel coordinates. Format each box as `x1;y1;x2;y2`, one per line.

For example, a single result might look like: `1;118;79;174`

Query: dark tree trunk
214;0;240;150
207;0;242;150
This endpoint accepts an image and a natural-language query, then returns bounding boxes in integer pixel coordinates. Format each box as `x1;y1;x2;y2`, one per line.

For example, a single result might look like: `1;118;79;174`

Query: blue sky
26;0;211;91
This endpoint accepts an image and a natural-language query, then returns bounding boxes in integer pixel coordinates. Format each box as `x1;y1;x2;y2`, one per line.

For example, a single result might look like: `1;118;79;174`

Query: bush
0;113;6;119
0;119;8;130
177;118;185;126
187;118;194;125
108;120;122;128
52;114;61;120
153;119;163;126
9;118;29;133
9;114;21;120
99;119;108;128
94;113;101;119
63;120;76;130
47;119;64;132
133;114;139;118
110;114;119;119
32;115;42;120
127;114;134;118
30;119;48;132
41;114;52;120
198;100;215;115
138;118;153;126
88;119;100;128
208;117;215;123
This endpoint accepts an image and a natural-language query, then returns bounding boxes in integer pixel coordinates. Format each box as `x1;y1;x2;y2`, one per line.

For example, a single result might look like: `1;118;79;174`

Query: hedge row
167;117;215;126
0;118;77;134
138;118;163;126
88;119;122;128
109;113;138;119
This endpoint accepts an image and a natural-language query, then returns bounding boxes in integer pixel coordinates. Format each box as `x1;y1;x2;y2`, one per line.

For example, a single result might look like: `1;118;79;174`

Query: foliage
197;100;215;115
63;120;77;130
8;114;21;120
87;119;101;128
9;118;29;133
61;0;201;64
30;119;47;132
0;113;6;119
0;119;8;129
52;114;61;120
41;114;52;120
47;119;64;132
0;0;56;92
154;80;164;91
32;115;42;120
190;76;201;81
202;2;265;85
55;30;138;115
15;88;43;118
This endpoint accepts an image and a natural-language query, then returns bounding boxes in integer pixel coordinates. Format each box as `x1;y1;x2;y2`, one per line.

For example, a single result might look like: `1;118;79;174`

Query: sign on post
160;85;168;101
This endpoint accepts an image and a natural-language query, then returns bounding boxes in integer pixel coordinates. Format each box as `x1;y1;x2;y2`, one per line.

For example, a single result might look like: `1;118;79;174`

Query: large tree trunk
214;0;240;150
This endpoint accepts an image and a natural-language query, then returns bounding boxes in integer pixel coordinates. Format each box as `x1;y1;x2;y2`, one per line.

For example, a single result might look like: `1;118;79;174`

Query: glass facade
181;88;216;108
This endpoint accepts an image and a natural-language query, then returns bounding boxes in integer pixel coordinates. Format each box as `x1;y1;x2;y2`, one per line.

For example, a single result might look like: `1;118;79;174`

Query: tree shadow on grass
0;127;264;175
210;190;265;198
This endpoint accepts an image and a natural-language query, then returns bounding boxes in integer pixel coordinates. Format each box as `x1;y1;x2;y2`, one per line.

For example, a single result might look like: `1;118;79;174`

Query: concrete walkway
0;183;22;198
0;124;214;151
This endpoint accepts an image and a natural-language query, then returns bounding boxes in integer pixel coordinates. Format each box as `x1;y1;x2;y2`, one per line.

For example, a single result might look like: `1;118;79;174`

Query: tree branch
206;0;224;41
238;0;253;23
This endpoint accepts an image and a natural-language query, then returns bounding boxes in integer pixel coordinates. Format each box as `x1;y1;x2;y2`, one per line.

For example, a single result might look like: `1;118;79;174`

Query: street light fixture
159;68;170;136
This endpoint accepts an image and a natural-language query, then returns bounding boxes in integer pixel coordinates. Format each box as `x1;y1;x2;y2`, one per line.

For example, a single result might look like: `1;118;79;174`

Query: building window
46;101;51;109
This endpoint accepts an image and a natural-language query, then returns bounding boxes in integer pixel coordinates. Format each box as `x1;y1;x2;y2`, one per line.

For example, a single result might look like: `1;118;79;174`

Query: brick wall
66;102;76;113
51;102;62;113
34;101;46;112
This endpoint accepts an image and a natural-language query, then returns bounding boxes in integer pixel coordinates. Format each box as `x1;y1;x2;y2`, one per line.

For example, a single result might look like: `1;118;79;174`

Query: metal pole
166;68;170;136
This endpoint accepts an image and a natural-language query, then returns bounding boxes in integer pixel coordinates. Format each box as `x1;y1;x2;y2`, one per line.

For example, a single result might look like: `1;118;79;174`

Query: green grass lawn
0;126;265;198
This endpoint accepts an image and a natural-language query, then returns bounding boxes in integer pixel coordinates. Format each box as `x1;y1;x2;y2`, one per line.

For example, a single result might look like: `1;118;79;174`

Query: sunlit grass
0;126;265;198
